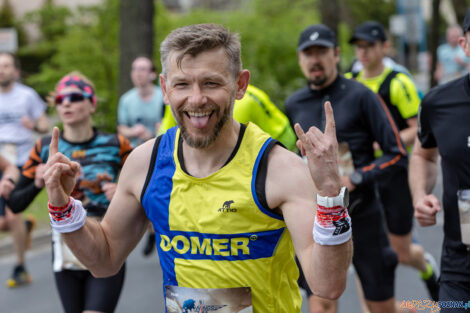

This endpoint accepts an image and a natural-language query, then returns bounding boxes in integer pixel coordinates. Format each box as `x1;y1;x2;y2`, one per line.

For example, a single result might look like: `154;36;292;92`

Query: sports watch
316;186;349;208
349;171;363;186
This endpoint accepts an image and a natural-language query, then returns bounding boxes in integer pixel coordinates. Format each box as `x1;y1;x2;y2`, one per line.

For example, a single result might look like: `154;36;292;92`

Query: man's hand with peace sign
44;127;81;207
294;101;341;197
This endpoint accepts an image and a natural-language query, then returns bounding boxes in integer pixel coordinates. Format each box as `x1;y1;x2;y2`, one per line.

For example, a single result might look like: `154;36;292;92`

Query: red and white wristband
48;197;86;233
313;187;352;245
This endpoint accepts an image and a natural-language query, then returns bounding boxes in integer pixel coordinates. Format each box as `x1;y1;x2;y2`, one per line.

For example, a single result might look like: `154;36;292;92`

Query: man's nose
188;84;207;105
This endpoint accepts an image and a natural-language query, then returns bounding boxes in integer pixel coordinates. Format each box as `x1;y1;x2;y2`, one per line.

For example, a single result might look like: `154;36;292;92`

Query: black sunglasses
55;92;91;105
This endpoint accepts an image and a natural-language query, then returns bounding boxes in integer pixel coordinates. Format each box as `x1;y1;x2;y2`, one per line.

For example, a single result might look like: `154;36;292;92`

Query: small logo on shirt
218;200;237;213
72;150;86;158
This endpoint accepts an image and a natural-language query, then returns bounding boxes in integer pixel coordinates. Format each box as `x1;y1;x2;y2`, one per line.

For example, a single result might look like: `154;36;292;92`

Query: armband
313;190;352;245
49;197;86;233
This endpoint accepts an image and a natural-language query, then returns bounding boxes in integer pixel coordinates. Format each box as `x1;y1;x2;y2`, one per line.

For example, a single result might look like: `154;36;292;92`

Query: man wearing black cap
286;24;408;313
347;21;440;302
410;8;470;310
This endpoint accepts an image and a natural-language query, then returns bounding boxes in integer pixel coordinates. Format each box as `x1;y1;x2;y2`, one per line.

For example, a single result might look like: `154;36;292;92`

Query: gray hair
160;23;242;78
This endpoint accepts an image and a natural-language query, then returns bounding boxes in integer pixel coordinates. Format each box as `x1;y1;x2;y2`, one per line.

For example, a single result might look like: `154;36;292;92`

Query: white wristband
49;197;87;233
313;211;352;246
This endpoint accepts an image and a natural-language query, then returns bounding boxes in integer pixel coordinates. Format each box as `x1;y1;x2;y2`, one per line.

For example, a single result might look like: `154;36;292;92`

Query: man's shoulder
285;85;312;106
119;88;139;103
13;83;41;97
422;76;468;107
339;75;375;96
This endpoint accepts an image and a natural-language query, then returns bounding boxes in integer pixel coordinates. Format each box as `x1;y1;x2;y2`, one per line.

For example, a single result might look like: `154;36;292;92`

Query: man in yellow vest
42;24;352;312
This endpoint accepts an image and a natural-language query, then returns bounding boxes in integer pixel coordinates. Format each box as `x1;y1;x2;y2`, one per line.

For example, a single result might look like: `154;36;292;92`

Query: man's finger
49;127;60;158
294;123;306;141
323;101;337;138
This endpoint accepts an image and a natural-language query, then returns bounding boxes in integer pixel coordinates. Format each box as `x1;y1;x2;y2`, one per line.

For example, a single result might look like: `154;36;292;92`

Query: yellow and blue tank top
141;122;301;312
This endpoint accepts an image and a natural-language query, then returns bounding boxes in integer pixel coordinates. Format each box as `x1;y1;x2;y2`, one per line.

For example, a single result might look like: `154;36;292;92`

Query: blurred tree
452;0;470;26
26;0;119;131
0;0;28;46
119;0;154;96
320;0;340;36
342;0;395;28
430;0;441;88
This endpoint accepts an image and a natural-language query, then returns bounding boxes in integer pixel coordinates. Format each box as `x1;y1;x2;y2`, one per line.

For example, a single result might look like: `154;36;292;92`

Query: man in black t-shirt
410;8;470;311
286;24;408;313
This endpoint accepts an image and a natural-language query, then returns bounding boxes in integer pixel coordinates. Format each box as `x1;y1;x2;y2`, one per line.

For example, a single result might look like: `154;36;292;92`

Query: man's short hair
0;52;20;69
133;55;157;73
160;23;242;78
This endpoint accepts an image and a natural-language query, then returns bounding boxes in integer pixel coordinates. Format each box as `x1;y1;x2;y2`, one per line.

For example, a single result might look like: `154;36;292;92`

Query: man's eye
206;81;219;87
174;82;187;87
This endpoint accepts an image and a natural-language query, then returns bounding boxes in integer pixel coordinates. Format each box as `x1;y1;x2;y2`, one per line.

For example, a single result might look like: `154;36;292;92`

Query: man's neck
0;81;15;93
362;62;385;79
137;84;154;101
182;120;240;178
62;123;94;143
309;72;338;91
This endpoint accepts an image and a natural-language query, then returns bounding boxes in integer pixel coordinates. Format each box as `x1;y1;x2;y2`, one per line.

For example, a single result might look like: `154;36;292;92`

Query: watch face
350;172;363;186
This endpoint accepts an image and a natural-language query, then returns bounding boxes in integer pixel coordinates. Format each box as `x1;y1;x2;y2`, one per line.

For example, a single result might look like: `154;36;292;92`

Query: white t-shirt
0;83;46;166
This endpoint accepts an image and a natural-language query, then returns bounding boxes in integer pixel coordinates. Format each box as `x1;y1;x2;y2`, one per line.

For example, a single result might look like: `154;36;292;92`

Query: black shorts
350;193;398;301
438;279;470;312
54;264;126;313
297;192;398;301
377;167;414;235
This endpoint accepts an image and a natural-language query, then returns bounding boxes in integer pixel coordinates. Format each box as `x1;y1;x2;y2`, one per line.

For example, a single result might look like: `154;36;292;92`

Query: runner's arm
400;116;418;146
45;130;153;277
266;146;352;299
409;138;439;201
7;175;42;213
267;102;352;299
352;91;407;187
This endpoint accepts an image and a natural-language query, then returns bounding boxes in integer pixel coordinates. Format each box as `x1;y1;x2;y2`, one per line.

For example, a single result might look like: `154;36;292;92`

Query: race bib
337;142;355;176
165;285;252;313
0;143;17;165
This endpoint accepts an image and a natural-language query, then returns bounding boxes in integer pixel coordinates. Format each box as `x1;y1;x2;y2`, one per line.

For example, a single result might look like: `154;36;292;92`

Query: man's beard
0;78;13;88
307;77;327;87
173;98;234;149
307;64;327;87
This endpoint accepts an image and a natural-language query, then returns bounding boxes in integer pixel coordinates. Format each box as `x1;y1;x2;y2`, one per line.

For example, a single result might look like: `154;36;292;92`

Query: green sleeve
234;85;297;151
389;73;420;119
157;105;177;135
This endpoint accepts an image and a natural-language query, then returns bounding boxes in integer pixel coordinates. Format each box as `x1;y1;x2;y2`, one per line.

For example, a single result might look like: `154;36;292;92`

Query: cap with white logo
297;24;337;52
349;21;387;44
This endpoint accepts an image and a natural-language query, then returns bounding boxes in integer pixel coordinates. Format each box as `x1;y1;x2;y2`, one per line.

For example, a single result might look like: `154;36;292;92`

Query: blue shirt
118;85;164;147
437;43;470;84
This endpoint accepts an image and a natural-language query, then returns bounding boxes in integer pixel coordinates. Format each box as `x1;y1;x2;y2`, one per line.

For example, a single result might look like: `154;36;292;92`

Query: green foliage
25;0;397;128
26;0;119;131
0;0;28;46
343;0;395;28
155;0;320;108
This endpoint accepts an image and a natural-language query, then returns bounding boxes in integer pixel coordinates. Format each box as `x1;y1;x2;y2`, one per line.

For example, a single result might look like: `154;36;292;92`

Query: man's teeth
187;112;210;117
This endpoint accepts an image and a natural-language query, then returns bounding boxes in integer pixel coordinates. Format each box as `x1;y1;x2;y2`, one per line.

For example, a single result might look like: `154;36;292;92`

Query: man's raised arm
267;102;353;299
44;127;151;277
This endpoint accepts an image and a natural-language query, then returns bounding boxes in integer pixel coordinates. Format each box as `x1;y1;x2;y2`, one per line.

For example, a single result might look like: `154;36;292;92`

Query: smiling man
42;24;352;312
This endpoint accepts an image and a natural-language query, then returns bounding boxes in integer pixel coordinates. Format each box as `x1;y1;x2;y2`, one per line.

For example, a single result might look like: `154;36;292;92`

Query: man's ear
235;70;250;100
459;35;470;57
160;74;170;105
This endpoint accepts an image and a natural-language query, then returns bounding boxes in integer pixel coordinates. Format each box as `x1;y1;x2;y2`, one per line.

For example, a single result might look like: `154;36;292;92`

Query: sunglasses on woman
55;92;91;105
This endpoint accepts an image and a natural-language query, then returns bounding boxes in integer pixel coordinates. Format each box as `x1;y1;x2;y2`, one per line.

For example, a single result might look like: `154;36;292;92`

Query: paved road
0;217;443;313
